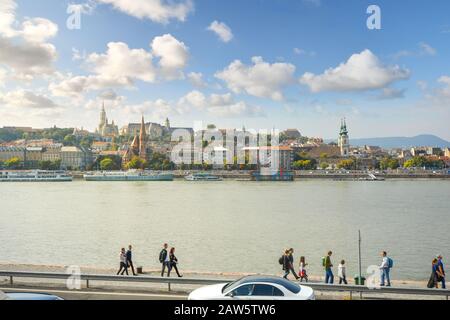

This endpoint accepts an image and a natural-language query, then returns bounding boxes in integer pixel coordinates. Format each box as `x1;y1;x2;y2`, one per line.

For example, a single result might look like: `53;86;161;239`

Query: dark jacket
282;255;291;270
159;249;168;263
126;250;132;261
169;253;178;265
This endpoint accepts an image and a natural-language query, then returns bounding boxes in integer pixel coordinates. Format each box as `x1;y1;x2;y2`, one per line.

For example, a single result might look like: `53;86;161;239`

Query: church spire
139;115;147;160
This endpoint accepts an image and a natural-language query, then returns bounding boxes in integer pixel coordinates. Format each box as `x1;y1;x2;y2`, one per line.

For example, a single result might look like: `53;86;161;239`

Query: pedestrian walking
126;245;136;276
436;255;446;289
428;259;439;288
380;251;393;287
117;248;129;275
283;248;300;280
338;260;348;285
322;251;334;284
159;243;170;277
298;256;308;282
167;247;183;278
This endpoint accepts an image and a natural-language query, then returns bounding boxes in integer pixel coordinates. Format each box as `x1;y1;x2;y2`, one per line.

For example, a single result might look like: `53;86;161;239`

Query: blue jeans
325;269;334;284
440;276;446;289
381;268;391;286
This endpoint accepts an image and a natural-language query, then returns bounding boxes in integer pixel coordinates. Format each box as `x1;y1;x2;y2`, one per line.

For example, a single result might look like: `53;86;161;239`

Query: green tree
100;158;115;171
380;157;400;170
337;159;355;170
126;156;147;170
5;157;22;169
320;162;329;170
292;160;316;170
63;134;76;146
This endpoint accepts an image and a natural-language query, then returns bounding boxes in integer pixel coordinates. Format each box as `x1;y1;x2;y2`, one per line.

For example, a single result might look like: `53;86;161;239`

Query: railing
0;271;449;300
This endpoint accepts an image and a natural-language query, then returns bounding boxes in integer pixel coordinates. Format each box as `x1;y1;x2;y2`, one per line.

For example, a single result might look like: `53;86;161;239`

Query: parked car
0;290;63;300
188;276;315;300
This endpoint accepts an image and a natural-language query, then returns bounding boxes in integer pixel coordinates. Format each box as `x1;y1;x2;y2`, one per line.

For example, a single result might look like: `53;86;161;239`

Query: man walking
436;254;446;289
380;251;392;287
126;245;136;276
283;248;300;280
159;243;170;277
323;251;334;284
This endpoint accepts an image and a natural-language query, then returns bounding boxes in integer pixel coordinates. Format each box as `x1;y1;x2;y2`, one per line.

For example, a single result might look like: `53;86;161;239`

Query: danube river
0;179;449;281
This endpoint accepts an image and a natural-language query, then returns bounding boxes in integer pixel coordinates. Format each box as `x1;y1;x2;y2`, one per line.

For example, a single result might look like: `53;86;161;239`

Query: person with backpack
167;247;183;278
323;251;334;284
428;258;439;289
281;249;299;280
380;251;393;287
159;243;170;277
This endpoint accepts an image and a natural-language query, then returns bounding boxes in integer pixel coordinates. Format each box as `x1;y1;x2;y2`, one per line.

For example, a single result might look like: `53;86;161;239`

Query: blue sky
1;0;449;139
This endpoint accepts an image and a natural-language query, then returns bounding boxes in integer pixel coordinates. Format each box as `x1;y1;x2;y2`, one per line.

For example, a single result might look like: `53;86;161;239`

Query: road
0;286;187;300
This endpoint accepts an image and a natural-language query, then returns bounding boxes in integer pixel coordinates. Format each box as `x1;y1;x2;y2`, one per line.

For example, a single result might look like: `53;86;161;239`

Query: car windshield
222;277;246;293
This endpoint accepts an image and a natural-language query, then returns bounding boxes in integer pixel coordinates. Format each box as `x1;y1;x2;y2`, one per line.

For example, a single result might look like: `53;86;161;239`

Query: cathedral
97;103;119;137
122;115;148;164
338;119;350;157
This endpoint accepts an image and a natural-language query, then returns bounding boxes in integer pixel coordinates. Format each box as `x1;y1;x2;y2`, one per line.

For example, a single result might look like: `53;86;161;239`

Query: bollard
9;276;13;286
168;283;171;292
86;279;90;289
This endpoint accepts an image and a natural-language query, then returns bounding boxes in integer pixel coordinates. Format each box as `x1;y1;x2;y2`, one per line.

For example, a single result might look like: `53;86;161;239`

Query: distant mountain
325;135;450;149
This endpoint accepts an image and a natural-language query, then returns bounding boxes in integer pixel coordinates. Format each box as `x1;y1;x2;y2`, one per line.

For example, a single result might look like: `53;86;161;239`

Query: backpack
388;257;394;269
278;256;284;265
322;257;326;267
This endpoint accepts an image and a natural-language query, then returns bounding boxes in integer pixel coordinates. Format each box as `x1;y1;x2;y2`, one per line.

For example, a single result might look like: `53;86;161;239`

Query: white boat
84;171;174;181
184;173;222;181
0;170;72;182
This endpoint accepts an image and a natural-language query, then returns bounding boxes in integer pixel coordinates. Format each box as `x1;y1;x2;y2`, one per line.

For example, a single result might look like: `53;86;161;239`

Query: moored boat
0;170;72;182
184;173;222;181
83;170;174;181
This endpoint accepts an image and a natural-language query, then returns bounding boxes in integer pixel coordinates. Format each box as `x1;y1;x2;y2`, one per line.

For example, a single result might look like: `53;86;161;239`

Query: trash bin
354;276;366;286
137;266;143;274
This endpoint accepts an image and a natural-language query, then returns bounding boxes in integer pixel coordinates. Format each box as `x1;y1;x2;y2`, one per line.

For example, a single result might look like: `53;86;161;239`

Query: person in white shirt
380;251;391;286
338;260;347;284
117;248;129;275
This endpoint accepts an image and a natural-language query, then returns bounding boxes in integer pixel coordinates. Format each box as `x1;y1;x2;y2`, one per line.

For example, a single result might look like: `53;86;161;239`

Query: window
252;285;284;297
230;284;253;296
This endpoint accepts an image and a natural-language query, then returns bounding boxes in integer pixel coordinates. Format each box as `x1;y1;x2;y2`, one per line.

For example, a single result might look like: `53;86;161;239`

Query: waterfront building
445;147;450;158
427;147;443;156
338;119;350;157
42;144;63;162
60;146;92;170
92;141;111;152
96;103;119;137
0;146;25;162
242;146;293;171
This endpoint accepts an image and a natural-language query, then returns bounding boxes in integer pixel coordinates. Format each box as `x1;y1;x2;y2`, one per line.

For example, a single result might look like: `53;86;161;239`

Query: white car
188;276;315;300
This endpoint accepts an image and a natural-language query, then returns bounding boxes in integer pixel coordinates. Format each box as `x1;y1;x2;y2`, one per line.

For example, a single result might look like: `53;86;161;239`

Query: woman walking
168;247;183;278
338;260;348;285
298;256;308;282
117;248;129;275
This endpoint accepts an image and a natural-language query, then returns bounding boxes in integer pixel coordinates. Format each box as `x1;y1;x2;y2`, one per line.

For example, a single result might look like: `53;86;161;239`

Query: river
0;179;448;281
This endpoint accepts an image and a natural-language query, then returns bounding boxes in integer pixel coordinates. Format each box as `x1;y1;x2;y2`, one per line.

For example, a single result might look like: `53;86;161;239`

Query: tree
320;162;329;170
38;160;61;170
5;157;22;169
63;134;76;146
380;157;400;170
100;158;115;171
292;160;316;170
126;156;147;170
337;159;355;170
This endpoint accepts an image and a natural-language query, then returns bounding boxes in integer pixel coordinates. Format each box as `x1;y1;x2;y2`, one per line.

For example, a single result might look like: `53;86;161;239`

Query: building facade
97;103;119;137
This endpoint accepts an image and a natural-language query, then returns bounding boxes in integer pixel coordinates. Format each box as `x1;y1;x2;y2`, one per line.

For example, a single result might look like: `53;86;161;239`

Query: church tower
139;115;147;160
99;102;106;133
165;117;171;130
338;119;350;157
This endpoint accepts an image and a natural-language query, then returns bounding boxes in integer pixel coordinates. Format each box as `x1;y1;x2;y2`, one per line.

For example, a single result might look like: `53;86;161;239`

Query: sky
0;0;449;140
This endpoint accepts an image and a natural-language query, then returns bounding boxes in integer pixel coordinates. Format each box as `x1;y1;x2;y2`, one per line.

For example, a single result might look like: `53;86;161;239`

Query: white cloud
215;56;296;101
86;41;157;83
0;37;57;78
187;72;206;88
124;99;175;122
97;0;194;24
20;18;58;43
300;49;410;93
151;34;189;80
418;42;437;56
177;90;264;118
0;89;60;109
207;21;233;43
376;87;406;100
0;0;58;80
